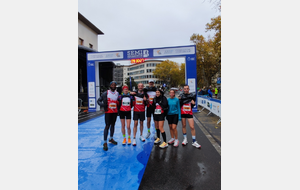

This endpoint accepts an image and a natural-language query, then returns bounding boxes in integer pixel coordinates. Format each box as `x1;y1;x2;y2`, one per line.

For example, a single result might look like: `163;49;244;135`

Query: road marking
78;113;102;121
193;116;221;156
78;113;98;118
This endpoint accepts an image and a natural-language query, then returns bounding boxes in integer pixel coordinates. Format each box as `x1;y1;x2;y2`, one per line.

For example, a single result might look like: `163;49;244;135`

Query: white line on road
78;113;98;118
193;116;221;156
78;114;101;121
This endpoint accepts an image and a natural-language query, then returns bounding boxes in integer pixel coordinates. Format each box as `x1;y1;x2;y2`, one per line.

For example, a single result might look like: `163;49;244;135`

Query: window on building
79;38;84;45
89;43;93;49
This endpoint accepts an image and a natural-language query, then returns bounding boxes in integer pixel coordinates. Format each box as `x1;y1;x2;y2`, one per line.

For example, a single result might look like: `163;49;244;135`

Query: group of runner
97;80;201;151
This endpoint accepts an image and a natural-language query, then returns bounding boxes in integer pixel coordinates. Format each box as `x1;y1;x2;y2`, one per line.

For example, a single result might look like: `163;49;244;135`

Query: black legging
104;113;118;141
104;125;115;141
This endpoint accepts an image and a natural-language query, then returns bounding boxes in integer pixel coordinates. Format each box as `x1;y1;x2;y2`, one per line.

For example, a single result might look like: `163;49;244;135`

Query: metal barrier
197;95;221;124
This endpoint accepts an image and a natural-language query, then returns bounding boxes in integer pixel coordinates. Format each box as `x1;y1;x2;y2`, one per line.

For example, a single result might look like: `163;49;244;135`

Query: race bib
136;97;143;105
149;97;154;101
155;109;161;114
122;97;130;106
183;105;191;111
109;103;117;109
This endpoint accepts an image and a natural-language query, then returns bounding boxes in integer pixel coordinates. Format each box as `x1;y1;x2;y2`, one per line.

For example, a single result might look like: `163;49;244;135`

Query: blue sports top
167;97;181;120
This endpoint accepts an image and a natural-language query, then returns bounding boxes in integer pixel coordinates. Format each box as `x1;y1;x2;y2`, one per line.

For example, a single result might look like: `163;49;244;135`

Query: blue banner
86;45;198;112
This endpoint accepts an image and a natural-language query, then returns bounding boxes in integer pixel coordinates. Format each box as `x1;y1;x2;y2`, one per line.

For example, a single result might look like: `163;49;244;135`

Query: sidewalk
194;105;221;146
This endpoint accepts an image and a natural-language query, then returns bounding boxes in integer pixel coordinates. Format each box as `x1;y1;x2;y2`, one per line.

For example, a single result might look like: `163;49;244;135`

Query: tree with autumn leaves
153;15;221;88
152;60;185;88
190;15;221;87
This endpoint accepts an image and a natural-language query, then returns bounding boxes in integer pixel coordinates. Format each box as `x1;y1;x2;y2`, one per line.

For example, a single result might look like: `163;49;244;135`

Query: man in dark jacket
97;81;119;151
144;79;157;139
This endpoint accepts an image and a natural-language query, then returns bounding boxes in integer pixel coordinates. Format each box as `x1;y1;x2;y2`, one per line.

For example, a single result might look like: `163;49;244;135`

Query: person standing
130;83;148;146
166;89;181;147
179;85;201;149
153;89;169;149
207;86;213;98
144;79;157;139
118;85;134;145
214;87;218;98
97;81;119;151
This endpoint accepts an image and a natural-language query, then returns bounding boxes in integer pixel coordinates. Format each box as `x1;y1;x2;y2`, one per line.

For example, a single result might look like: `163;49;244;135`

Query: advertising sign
153;46;195;57
131;58;145;64
87;52;124;60
88;82;95;97
188;78;196;93
198;96;221;118
127;49;150;58
89;98;95;108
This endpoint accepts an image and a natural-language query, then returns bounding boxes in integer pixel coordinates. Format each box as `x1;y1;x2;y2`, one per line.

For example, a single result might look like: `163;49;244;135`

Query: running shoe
140;135;145;142
146;132;151;139
132;138;137;146
159;142;168;149
128;138;131;145
122;138;126;145
154;138;161;145
173;140;179;147
168;138;175;144
109;138;118;145
103;143;108;151
192;141;201;149
182;138;188;146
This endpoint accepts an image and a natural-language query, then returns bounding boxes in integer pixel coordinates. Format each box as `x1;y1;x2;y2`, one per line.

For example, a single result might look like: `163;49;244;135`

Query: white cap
149;79;154;83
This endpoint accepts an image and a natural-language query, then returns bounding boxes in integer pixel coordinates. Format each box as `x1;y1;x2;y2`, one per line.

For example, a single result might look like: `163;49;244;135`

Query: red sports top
147;91;156;107
120;97;131;112
106;90;119;113
181;102;193;115
154;103;164;115
133;96;146;112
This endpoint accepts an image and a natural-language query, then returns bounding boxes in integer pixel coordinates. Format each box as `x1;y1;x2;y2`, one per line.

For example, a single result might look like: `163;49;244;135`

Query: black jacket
152;95;168;114
97;91;108;111
179;92;196;108
144;86;157;93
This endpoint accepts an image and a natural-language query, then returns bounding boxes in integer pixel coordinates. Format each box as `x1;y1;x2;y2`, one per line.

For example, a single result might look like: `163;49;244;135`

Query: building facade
78;12;103;50
113;63;124;86
123;60;164;87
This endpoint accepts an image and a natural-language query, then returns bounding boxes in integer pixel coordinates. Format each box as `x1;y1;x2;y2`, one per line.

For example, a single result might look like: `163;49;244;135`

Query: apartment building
123;60;164;87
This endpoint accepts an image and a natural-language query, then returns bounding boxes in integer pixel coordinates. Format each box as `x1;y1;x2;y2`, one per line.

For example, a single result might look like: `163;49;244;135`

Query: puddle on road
197;162;208;180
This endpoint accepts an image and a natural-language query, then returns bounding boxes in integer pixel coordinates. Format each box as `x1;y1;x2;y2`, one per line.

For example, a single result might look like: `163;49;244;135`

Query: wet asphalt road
78;110;104;123
139;91;221;190
138;115;221;190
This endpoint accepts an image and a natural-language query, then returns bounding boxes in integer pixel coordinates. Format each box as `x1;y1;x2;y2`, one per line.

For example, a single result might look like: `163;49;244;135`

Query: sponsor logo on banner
89;98;95;108
210;102;213;109
87;52;124;60
87;62;94;67
207;102;210;108
153;46;195;56
131;58;145;64
127;50;149;58
212;104;216;111
217;106;220;113
187;57;195;61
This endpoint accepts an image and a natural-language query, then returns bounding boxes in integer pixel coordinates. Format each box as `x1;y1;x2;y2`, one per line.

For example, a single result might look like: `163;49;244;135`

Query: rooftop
78;12;104;35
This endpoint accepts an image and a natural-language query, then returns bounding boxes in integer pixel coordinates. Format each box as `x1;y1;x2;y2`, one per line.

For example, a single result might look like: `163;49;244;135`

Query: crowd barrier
197;95;221;124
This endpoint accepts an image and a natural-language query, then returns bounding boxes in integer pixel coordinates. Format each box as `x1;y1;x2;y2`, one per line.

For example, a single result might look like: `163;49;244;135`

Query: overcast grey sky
78;0;220;65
